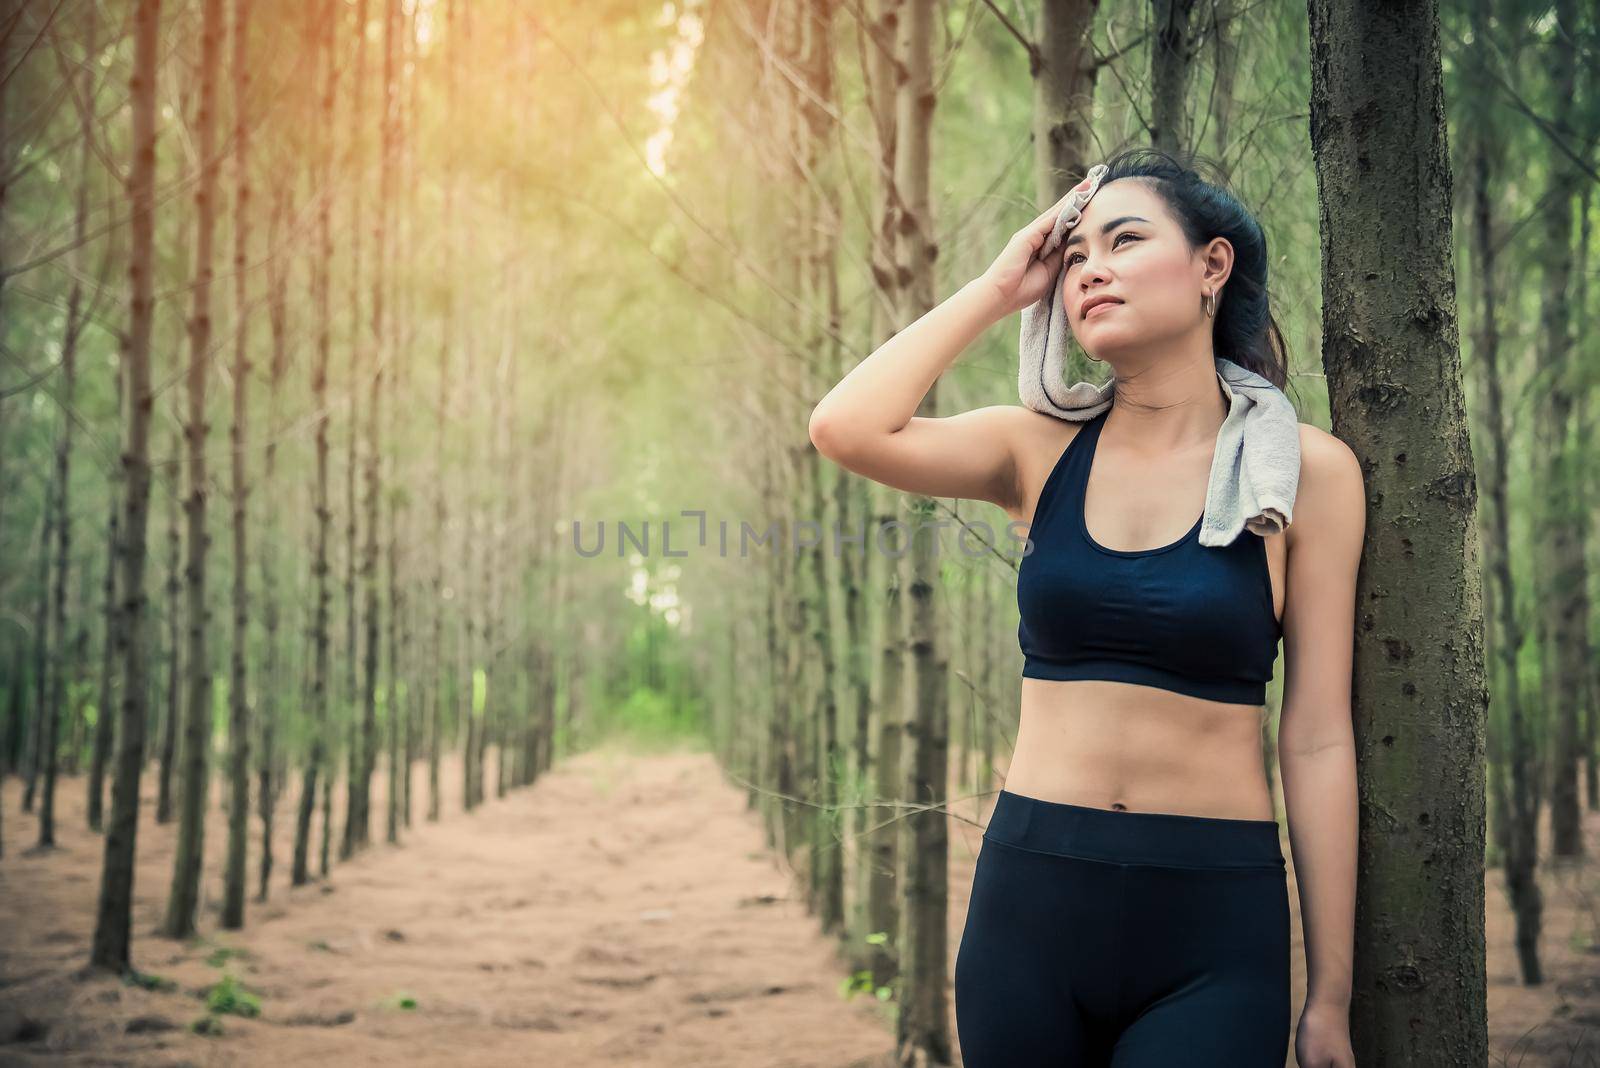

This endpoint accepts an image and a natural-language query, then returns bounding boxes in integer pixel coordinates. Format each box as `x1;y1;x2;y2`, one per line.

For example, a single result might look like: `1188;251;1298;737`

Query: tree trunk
24;510;52;816
1208;0;1239;165
870;509;905;991
1307;0;1488;1057
90;0;162;973
384;106;406;833
481;261;506;807
294;0;338;889
157;431;182;825
89;496;119;834
41;103;93;843
893;4;951;1062
348;0;387;859
221;0;254;931
1576;184;1596;814
1149;0;1199;153
853;0;904;977
1032;0;1100;200
1464;0;1540;982
1537;0;1585;862
60;13;94;833
427;0;458;826
165;0;224;942
399;0;420;828
341;0;369;863
259;176;289;902
1;673;19;859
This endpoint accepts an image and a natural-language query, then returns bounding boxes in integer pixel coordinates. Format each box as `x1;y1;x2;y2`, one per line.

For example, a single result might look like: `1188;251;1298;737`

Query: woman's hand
979;187;1083;318
1295;1000;1356;1068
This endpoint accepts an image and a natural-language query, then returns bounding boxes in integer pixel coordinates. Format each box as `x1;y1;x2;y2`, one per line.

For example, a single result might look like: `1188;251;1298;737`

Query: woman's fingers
1029;198;1067;236
1008;186;1083;277
1028;190;1080;242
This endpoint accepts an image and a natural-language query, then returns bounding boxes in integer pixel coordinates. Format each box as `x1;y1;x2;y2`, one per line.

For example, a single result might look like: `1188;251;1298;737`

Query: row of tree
666;0;1592;1064
2;0;1597;1063
1;0;591;980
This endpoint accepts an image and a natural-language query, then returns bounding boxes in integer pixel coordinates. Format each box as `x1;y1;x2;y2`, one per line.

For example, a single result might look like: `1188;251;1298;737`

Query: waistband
983;789;1285;871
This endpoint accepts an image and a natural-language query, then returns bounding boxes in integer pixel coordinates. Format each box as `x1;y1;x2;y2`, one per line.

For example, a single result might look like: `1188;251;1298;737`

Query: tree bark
341;0;369;863
41;86;94;842
1307;0;1489;1057
893;4;952;1062
165;0;225;942
1033;0;1100;200
90;0;162;973
221;0;254;931
24;508;52;816
1465;0;1540;984
157;431;181;825
294;0;338;890
259;175;289;901
1537;0;1586;862
61;9;96;835
1149;0;1199;153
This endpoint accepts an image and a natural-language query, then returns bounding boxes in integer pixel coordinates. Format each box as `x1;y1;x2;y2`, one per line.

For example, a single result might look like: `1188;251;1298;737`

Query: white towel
1017;350;1301;547
1014;160;1300;546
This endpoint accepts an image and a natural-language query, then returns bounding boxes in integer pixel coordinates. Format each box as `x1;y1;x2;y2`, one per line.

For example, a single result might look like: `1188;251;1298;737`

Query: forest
0;0;1597;1065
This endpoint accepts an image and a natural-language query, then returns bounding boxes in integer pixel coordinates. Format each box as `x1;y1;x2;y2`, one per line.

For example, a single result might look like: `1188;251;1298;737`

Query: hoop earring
1203;289;1217;318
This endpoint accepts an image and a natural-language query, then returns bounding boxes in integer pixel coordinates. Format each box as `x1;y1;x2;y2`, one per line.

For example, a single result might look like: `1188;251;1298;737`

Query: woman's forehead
1077;178;1162;225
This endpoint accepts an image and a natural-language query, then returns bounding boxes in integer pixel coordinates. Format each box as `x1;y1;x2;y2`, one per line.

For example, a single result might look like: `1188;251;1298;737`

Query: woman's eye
1066;231;1138;267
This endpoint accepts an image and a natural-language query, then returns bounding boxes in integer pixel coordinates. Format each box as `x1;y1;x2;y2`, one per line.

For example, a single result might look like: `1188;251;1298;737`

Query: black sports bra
1016;407;1282;705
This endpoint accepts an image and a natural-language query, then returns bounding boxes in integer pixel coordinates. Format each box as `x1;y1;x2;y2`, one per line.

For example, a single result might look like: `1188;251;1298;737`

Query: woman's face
1060;178;1230;359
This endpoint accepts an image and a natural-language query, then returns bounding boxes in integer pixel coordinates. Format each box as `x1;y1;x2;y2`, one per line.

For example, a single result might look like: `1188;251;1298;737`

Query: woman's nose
1078;262;1109;286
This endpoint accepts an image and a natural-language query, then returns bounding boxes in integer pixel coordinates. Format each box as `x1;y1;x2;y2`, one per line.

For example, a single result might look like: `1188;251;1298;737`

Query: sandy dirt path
3;739;1600;1066
0;743;897;1067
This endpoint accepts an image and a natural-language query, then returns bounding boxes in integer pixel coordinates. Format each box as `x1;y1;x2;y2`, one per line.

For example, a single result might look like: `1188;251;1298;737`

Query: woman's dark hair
1092;146;1291;396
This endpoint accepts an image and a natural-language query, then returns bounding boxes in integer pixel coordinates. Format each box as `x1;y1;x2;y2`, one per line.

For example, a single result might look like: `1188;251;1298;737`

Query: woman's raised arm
808;191;1079;510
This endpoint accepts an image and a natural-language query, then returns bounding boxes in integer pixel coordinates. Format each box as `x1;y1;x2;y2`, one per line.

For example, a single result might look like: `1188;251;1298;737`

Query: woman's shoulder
1295;422;1360;483
1287;421;1365;549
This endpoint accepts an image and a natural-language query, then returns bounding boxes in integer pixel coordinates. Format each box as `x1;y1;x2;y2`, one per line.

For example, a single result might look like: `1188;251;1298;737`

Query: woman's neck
1101;353;1227;453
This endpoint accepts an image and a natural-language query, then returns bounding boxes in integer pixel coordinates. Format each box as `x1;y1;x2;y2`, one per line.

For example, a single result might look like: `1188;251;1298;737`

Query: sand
2;741;1598;1066
0;742;896;1066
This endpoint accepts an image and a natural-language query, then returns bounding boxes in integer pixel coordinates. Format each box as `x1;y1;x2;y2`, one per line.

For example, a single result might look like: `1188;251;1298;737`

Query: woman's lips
1083;300;1122;319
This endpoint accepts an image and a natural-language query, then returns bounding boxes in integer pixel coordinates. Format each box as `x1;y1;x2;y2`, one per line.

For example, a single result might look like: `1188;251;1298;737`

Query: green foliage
123;970;177;993
597;685;705;751
381;991;418;1011
190;1014;225;1037
204;945;251;968
839;933;897;1002
205;974;262;1018
839;968;878;999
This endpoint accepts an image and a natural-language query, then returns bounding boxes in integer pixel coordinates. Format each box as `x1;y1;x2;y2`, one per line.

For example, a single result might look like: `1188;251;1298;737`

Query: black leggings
954;789;1290;1067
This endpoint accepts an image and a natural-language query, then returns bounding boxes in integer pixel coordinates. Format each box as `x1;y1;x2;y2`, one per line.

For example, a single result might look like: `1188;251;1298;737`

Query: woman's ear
1202;236;1234;291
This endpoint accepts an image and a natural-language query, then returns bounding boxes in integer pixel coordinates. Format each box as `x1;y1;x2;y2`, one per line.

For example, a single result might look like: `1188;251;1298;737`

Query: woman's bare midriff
1004;678;1276;822
1001;409;1285;825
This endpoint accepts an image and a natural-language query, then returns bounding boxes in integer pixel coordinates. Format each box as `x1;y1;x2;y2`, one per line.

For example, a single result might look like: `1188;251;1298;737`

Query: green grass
205;974;262;1018
590;686;709;753
205;945;252;968
381;990;418;1011
123;970;177;993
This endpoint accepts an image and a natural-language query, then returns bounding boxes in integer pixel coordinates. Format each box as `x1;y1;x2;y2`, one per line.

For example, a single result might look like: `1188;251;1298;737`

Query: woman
808;149;1361;1068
